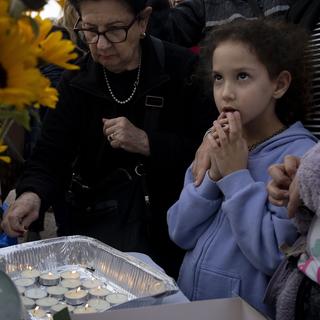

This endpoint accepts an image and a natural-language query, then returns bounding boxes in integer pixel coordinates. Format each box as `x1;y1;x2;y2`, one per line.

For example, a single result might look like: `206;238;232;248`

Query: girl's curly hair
197;18;312;125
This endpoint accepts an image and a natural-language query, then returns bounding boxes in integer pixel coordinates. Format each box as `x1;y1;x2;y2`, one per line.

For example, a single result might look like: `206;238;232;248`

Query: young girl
167;19;318;317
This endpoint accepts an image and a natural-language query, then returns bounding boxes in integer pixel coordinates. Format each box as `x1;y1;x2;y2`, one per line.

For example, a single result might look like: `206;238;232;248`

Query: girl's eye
212;73;222;82
238;72;249;80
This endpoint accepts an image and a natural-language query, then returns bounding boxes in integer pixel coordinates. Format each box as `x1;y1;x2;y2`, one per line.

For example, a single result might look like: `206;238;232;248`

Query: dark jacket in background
149;0;291;47
286;0;320;32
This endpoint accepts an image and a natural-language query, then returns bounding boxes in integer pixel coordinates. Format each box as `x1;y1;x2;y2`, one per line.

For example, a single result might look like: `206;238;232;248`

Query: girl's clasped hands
206;111;248;181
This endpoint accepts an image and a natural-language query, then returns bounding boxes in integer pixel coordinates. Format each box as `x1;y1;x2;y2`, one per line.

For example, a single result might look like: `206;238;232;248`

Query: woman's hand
211;111;248;178
1;192;41;237
102;117;150;156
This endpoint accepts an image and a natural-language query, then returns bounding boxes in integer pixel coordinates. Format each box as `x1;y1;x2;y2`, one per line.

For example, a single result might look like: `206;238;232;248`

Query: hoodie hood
249;122;317;155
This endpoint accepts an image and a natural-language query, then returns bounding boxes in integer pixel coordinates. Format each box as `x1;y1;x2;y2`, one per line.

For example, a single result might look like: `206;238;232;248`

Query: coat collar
69;36;169;101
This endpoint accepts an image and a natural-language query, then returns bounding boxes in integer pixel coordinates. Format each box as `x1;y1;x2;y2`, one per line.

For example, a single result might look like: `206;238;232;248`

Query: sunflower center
0;64;7;88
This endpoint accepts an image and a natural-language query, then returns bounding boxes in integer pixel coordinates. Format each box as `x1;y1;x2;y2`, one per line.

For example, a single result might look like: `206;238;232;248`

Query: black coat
17;36;216;276
286;0;320;32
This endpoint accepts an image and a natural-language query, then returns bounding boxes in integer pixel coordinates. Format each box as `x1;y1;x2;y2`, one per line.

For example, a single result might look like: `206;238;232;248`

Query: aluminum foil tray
0;235;178;317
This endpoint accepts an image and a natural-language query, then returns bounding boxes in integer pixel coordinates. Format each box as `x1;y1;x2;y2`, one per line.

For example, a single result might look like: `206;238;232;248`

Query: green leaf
0;109;30;130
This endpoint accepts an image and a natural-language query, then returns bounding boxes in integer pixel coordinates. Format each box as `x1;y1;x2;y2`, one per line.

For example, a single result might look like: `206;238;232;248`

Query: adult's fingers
283;155;300;180
1;210;25;237
1;193;40;237
287;177;301;218
267;179;289;207
268;163;292;188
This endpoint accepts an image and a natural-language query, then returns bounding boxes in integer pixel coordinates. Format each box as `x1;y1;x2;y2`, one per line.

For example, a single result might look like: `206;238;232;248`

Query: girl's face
79;0;150;73
212;40;279;128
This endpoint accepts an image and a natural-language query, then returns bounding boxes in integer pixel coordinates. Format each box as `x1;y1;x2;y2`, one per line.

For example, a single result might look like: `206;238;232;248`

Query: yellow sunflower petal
0;21;38;68
0;0;9;17
34;16;53;42
0;156;11;164
37;83;59;108
0;63;45;108
57;0;65;8
0;144;8;152
39;30;79;70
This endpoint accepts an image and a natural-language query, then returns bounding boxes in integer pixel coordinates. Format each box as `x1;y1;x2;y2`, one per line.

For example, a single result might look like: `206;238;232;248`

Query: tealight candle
106;293;128;305
21;267;41;281
36;297;59;310
21;296;35;309
25;287;47;300
17;286;25;295
60;270;80;280
87;298;111;312
39;272;60;286
61;279;81;289
14;277;35;288
89;286;110;299
30;306;46;318
82;278;103;290
64;288;88;306
51;303;75;313
47;286;68;300
73;304;96;314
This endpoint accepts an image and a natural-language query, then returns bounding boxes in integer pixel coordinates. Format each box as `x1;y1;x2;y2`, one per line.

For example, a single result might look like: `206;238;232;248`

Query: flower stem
0;119;14;143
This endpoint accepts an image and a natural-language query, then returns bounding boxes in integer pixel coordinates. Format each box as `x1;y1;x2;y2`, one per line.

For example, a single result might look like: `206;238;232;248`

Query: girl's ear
273;70;292;99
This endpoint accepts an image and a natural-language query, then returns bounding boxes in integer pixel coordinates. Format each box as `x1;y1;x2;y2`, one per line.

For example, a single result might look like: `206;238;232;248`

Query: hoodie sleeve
167;166;223;250
216;169;298;275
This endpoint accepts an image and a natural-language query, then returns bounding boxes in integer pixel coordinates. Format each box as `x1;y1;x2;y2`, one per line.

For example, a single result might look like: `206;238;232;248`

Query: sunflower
0;22;44;108
34;16;79;70
40;30;79;70
34;75;58;109
0;0;9;17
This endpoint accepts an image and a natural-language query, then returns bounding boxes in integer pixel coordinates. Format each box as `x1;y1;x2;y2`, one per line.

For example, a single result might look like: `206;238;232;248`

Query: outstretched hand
1;192;41;237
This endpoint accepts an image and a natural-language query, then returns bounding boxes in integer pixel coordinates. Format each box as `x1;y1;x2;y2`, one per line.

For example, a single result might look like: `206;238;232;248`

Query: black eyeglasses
73;16;138;44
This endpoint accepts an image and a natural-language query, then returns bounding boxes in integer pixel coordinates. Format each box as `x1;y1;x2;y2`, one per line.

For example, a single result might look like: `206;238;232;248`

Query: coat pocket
195;266;241;300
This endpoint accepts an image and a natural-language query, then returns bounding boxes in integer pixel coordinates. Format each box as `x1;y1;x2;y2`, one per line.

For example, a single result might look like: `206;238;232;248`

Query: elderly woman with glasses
1;0;215;278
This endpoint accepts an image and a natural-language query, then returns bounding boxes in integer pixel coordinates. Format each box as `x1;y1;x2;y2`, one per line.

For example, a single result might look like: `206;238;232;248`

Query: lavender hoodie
167;122;317;317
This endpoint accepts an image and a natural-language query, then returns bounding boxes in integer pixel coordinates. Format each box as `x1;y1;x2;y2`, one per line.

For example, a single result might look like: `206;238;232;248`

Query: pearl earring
140;32;146;39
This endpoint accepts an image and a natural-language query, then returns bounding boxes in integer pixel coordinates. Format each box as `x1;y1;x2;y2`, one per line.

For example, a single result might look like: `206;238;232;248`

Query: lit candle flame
35;306;39;311
97;286;101;290
28;266;32;270
85;304;89;309
71;270;76;274
76;287;81;292
48;272;53;276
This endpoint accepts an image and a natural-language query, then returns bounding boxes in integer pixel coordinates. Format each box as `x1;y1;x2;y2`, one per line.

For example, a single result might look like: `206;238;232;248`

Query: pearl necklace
102;57;141;105
248;126;287;152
